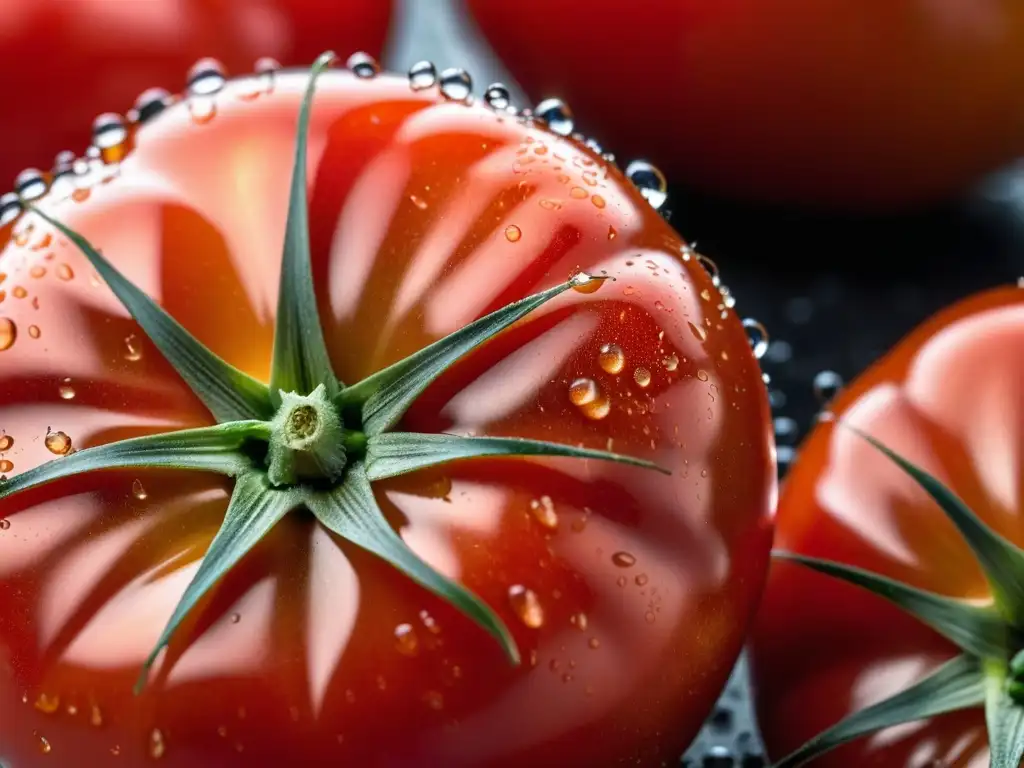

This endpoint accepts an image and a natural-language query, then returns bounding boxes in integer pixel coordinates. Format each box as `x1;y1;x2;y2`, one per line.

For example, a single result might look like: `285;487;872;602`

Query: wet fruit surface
0;68;774;766
0;0;391;189
750;286;1024;765
467;0;1024;209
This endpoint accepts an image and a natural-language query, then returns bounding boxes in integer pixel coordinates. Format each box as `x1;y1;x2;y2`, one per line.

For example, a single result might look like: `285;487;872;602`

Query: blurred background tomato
0;0;390;189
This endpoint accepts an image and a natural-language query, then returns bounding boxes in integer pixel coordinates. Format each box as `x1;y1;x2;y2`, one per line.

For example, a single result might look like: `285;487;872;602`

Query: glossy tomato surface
751;286;1024;765
0;68;775;766
467;0;1024;209
0;0;390;191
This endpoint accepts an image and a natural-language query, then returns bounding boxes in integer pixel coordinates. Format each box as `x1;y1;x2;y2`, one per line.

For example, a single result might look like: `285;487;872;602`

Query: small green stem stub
267;384;348;486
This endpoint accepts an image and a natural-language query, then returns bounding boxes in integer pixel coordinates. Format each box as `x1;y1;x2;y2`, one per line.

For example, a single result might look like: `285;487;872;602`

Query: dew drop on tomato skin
0;317;15;350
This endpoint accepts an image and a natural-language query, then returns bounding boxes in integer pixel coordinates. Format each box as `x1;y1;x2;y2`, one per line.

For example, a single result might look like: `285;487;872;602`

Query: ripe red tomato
467;0;1024;209
0;62;774;766
0;0;390;193
751;286;1024;764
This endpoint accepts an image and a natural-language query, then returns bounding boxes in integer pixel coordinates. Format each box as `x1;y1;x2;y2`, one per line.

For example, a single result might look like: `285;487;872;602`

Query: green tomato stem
266;384;348;486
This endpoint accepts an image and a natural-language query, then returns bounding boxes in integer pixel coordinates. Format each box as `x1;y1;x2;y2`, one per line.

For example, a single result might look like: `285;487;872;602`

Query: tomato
466;0;1024;210
0;0;390;193
750;285;1024;765
0;60;775;767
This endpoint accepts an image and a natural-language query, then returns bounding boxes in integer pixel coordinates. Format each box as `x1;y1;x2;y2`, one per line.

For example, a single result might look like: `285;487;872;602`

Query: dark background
388;1;1024;764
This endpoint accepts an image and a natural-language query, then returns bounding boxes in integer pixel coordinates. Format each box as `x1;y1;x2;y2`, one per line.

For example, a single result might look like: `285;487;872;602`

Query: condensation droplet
0;459;13;474
56;263;74;281
508;584;544;628
598;343;625;374
0;435;12;451
90;703;104;727
27;325;40;339
0;519;9;530
697;253;720;286
569;186;588;199
0;192;23;225
633;367;651;388
423;690;444;711
346;52;379;78
187;58;226;96
530;495;558;529
591;194;606;209
588;637;601;649
36;732;51;754
611;551;636;568
12;286;27;299
743;318;769;359
534;98;574;136
624;160;668;209
813;370;844;404
91;113;129;163
0;317;16;350
571;271;603;293
15;168;48;201
635;573;649;586
58;378;75;399
45;430;73;455
504;224;522;242
35;693;61;714
696;369;710;382
132;479;147;500
484;83;511;110
438;68;472;102
124;334;143;361
394;623;419;656
149;728;166;759
134;87;172;123
409;194;428;210
662;353;679;372
408;60;437;90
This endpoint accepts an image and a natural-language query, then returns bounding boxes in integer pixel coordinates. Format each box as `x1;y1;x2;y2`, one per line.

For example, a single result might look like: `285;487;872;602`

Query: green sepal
774;551;1007;660
986;660;1024;768
854;427;1024;627
0;421;268;500
30;206;273;423
305;463;521;665
268;51;341;400
365;432;669;481
772;654;985;768
342;273;607;436
135;471;300;693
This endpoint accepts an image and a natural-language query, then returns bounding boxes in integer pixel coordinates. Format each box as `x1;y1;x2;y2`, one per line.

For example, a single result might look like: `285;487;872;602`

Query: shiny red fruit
0;66;775;766
751;286;1024;764
0;0;391;190
467;0;1024;209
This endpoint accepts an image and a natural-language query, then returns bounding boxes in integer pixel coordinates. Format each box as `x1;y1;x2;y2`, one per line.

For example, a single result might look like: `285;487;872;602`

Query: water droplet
91;113;128;157
612;551;636;568
588;637;601;649
408;60;437;90
598;343;625;374
625;160;668;209
661;353;679;372
702;744;735;767
124;334;143;361
633;367;651;388
423;690;444;710
58;378;75;399
56;263;74;281
0;519;9;530
696;254;720;287
534;98;574;136
504;224;522;242
569;186;588;199
508;584;544;628
571;271;604;293
187;58;226;96
394;623;419;656
568;377;611;420
30;265;46;279
742;318;769;359
1;434;16;451
0;192;22;226
149;728;166;759
15;168;48;201
591;194;606;209
346;52;379;78
35;693;61;714
409;194;428;210
439;68;472;102
696;369;710;382
132;479;147;500
813;370;843;404
45;430;73;455
35;732;52;754
484;83;511;110
530;495;558;529
0;459;14;474
616;575;628;587
12;286;27;299
0;317;16;350
635;573;649;586
27;325;40;339
133;87;172;123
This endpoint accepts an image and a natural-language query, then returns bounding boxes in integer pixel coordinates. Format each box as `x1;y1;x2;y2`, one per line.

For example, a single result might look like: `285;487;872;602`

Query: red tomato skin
0;71;775;766
751;286;1024;765
467;0;1024;210
0;0;391;190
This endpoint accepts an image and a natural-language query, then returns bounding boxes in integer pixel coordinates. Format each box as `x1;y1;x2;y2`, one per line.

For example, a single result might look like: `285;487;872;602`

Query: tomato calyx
771;425;1024;767
2;52;671;696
